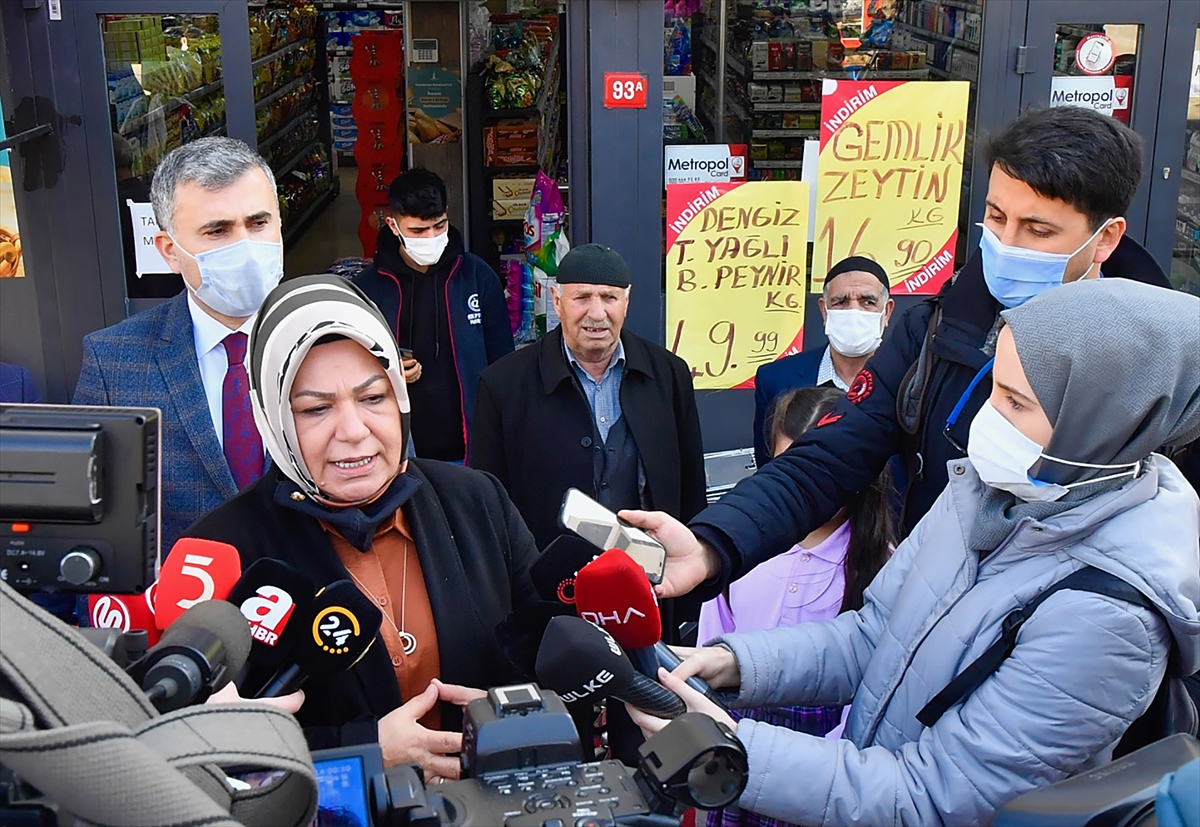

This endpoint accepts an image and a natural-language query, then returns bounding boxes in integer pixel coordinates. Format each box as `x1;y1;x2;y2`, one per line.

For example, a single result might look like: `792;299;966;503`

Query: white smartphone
558;488;666;585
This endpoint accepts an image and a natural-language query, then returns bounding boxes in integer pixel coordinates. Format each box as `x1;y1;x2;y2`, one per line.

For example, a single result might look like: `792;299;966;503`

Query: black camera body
312;683;747;827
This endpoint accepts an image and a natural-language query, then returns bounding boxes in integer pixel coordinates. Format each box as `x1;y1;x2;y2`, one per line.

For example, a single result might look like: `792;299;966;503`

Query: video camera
0;404;160;595
311;683;748;827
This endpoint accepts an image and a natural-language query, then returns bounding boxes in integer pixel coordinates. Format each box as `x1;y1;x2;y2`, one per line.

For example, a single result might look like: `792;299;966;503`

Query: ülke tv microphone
88;583;161;647
535;615;686;719
530;534;600;606
575;548;728;709
155;538;242;630
136;599;252;712
259;580;382;698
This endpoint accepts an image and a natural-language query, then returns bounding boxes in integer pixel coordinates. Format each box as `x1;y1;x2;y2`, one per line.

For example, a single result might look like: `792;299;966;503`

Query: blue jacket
72;293;264;553
693;236;1173;587
752;348;824;467
0;362;40;403
354;227;513;456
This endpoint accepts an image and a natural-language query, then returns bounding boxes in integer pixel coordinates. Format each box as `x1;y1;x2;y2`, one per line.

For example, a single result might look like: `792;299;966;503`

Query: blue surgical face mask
978;221;1110;308
172;235;284;317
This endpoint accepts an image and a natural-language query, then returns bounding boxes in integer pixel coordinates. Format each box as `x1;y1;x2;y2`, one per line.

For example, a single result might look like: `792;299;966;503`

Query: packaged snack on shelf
523;171;567;278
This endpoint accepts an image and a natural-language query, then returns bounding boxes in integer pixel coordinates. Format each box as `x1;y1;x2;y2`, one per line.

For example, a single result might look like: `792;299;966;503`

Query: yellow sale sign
813;79;970;295
666;181;809;390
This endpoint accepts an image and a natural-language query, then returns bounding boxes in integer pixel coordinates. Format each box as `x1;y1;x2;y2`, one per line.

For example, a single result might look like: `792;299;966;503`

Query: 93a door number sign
604;73;648;109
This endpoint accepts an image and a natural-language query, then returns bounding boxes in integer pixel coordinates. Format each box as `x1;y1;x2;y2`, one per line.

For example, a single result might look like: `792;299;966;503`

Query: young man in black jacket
354;169;513;463
623;106;1183;599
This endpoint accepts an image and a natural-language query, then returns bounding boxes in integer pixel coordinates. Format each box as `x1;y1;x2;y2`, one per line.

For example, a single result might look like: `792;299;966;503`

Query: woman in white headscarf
185;275;540;781
630;278;1200;826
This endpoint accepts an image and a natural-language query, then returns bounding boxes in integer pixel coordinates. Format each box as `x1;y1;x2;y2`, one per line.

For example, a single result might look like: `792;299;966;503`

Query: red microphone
574;549;662;676
154;538;242;630
88;583;161;646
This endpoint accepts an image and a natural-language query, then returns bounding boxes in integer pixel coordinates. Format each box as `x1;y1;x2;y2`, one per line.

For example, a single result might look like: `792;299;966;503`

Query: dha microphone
155;538;242;630
88;582;161;647
531;534;601;606
259;580;382;698
575;549;728;709
535;615;686;719
135;599;252;712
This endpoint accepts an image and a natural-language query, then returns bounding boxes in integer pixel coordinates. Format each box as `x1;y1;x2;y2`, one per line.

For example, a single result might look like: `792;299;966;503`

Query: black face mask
274;472;423;552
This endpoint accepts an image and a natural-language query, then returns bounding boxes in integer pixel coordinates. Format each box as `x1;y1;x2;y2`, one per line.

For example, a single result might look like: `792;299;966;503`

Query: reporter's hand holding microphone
627;648;742;739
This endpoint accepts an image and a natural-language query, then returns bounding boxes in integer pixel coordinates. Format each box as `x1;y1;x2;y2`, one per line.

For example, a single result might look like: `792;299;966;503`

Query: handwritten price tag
812;79;970;295
665;181;810;390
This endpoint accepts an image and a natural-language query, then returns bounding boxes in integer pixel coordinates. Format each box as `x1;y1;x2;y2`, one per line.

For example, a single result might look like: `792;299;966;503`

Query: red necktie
222;332;263;490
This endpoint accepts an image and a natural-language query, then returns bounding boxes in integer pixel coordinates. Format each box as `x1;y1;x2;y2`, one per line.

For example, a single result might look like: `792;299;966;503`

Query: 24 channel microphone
224;558;315;696
535;615;686;718
259;580;382;698
574;548;729;709
154;538;243;630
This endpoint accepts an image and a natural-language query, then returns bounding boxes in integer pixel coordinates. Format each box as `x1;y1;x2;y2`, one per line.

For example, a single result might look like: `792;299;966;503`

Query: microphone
155;538;243;630
531;534;601;606
225;559;316;697
87;583;161;647
259;580;382;698
575;548;728;709
535;615;686;719
135;599;252;712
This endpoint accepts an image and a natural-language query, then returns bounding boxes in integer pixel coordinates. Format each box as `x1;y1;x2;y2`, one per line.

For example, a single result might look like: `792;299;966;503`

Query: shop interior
103;0;568;345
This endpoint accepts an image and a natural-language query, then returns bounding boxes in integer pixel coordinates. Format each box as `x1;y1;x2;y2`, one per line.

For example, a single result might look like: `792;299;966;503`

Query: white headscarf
248;275;410;501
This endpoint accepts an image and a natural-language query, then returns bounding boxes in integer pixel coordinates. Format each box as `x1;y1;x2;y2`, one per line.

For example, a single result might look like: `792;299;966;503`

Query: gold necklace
347;538;417;656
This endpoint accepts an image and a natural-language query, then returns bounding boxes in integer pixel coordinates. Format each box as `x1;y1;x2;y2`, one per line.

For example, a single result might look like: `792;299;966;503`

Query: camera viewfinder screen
315;756;370;827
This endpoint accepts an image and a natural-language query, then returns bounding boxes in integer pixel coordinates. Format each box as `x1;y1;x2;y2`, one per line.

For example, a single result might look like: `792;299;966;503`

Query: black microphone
259;580;382;698
135;599;252;712
535;615;686;719
531;534;601;606
225;558;316;696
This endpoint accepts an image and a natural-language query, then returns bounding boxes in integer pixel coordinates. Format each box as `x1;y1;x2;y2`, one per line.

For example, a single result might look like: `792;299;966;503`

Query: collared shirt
187;293;255;448
816;345;851;392
323;509;442;729
565;338;626;443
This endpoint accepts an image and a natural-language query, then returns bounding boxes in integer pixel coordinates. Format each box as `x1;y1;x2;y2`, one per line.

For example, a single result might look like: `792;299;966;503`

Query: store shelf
697;34;719;55
1182;168;1200;186
117;77;225;131
259;108;317;153
251;39;306;70
331;98;354;105
1057;25;1103;39
936;0;983;10
752;101;821;111
752;68;929;80
283;187;337;248
726;50;747;78
751;128;819;139
255;72;314;111
895;22;980;52
329;47;354;56
274;140;319;178
752;159;805;168
697;71;719;94
728;98;749;122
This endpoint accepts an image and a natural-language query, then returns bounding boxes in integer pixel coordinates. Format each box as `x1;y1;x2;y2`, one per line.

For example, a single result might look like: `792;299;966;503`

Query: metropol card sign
666;180;809;391
813;78;970;295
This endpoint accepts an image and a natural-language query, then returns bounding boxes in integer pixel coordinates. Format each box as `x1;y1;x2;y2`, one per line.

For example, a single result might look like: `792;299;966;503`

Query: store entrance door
1014;0;1169;251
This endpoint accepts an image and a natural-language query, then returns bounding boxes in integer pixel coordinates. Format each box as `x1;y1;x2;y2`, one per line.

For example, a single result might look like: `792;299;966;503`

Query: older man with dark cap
469;243;706;552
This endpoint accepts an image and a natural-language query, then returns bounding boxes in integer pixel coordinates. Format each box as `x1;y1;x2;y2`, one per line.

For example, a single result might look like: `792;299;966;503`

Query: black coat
692;236;1173;590
469;326;708;551
182;459;540;749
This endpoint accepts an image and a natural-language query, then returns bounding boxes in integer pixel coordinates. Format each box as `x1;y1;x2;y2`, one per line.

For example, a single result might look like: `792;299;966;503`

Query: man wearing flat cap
751;256;895;467
469;243;706;552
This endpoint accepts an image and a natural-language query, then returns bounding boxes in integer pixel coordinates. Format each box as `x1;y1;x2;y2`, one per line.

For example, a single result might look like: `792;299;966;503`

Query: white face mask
390;219;449;267
967;401;1140;502
824;308;885;357
172;235;283;318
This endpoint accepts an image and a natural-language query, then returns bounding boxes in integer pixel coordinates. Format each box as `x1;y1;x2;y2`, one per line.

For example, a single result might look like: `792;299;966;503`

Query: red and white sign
603;73;648;109
1050;75;1133;124
1075;34;1116;76
664;144;748;185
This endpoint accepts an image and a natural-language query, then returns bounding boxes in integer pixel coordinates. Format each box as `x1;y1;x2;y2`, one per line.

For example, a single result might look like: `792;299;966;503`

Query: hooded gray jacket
718;455;1200;826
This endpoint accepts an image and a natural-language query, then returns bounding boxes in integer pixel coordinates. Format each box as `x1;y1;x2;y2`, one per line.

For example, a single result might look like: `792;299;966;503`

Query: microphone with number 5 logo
154;538;242;630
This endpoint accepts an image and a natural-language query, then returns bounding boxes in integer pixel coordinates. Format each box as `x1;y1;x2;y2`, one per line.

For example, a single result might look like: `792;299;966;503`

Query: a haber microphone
226;559;316;697
88;582;161;647
575;548;728;710
154;538;242;630
136;599;252;712
530;534;600;606
535;615;686;719
259;580;381;698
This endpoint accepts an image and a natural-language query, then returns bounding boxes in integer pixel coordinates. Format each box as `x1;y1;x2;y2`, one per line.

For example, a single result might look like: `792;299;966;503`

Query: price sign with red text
603;73;648;108
812;79;969;295
666;181;809;391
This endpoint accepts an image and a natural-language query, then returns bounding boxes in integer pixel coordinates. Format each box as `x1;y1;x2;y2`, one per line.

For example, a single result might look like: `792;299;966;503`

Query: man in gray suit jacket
73;137;282;554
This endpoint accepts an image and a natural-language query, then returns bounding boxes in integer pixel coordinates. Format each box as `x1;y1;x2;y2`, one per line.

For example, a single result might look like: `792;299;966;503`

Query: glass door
1016;0;1170;245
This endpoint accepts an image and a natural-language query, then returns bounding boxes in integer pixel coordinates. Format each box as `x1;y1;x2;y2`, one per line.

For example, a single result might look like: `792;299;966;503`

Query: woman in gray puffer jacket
630;278;1200;826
